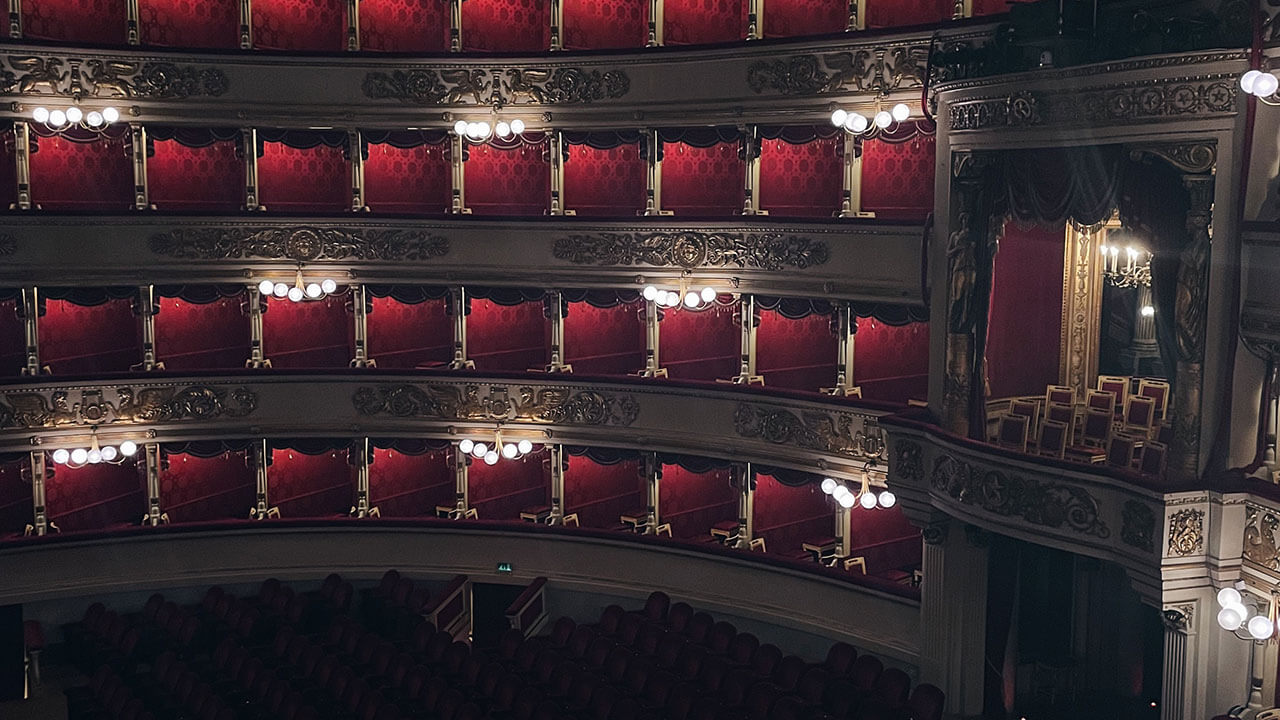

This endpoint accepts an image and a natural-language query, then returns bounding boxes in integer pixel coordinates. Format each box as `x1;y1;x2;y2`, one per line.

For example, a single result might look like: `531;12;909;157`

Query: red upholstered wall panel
0;460;30;538
269;448;352;518
469;299;547;372
563;143;646;217
661;141;743;216
753;474;832;556
461;0;549;51
41;299;141;375
258;142;350;213
660;303;738;381
155;296;250;371
360;0;449;51
369;448;453;518
563;455;645;530
759;135;843;218
860;135;936;221
864;0;950;28
972;0;1034;16
0;300;24;377
364;143;450;215
252;0;345;50
0;130;17;210
854;319;928;403
848;504;919;548
564;302;644;376
29;134;133;212
986;221;1065;399
762;0;844;38
465;143;549;216
46;461;145;533
262;294;353;369
149;139;243;212
160;452;254;523
663;0;745;44
659;465;735;540
139;0;239;48
756;310;836;392
367;297;452;369
23;0;127;44
468;451;549;521
563;0;646;49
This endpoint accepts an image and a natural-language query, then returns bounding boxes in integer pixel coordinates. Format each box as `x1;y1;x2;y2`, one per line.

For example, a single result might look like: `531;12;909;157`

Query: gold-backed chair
1138;441;1168;477
995;413;1030;453
1085;389;1116;418
1037;419;1069;459
1137;378;1170;422
1045;385;1074;407
1106;435;1138;469
1119;395;1157;442
1098;376;1130;416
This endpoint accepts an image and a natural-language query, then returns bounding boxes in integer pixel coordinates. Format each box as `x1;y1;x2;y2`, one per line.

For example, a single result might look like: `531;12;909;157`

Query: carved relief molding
0;385;257;429
948;90;1040;131
746;44;931;96
362;67;629;105
148;227;450;262
1243;504;1280;570
0;234;14;257
733;403;884;461
1059;223;1104;397
353;384;640;427
1167;508;1205;557
891;439;923;483
1;56;228;99
1121;500;1156;553
552;232;829;271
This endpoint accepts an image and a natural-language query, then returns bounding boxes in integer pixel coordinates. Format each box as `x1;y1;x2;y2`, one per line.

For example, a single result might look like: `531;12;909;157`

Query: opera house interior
0;0;1278;718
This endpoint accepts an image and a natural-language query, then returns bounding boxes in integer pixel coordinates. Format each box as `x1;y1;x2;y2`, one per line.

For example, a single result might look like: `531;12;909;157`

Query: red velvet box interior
563;143;647;217
29;133;133;212
0;460;30;537
252;0;346;50
0;129;17;209
360;0;450;51
367;296;452;369
364;143;451;215
753;474;833;556
658;464;735;540
972;0;1035;16
40;298;142;375
860;134;936;221
562;0;646;49
663;0;745;44
268;447;352;518
854;319;929;403
659;302;738;381
155;295;250;371
756;310;836;392
986;221;1066;398
758;135;843;218
564;301;644;376
23;0;128;45
762;0;845;38
369;448;454;518
660;141;743;216
258;141;350;213
139;0;239;48
0;299;24;376
468;450;549;521
262;294;353;369
160;451;255;523
45;460;145;533
563;455;645;529
864;0;950;28
847;504;920;555
460;0;550;52
465;142;550;216
468;299;548;372
149;139;244;212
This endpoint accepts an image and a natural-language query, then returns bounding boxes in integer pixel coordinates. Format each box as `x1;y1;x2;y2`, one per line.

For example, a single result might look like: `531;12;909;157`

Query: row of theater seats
60;571;941;720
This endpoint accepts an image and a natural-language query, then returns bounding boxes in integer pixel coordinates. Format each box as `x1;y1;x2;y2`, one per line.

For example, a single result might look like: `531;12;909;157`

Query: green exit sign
496;562;513;573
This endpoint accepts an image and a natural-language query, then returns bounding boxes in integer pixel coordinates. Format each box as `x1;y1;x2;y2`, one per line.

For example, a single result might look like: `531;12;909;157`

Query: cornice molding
733;402;884;461
363;67;629;105
746;44;930;96
0;384;257;429
551;231;830;271
1;55;228;99
148;226;451;262
352;383;640;427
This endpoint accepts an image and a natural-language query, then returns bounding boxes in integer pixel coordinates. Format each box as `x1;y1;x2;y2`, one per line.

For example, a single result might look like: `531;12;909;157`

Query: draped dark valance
29;124;130;144
753;295;927;326
561;289;642;309
256;129;348;155
565;446;642;466
754;296;833;320
754;465;824;488
656;127;742;147
466;287;546;306
147;126;241;149
361;129;449;149
40;286;137;306
487;131;548;151
869;118;936;145
0;288;20;304
369;437;451;456
154;284;245;304
758;125;843;144
162;439;254;458
366;285;450;305
562;130;644;152
269;438;354;455
658;453;734;474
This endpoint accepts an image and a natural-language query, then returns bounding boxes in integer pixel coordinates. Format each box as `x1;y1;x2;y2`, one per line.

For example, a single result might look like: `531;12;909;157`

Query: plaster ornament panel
148;227;450;262
1;56;228;98
552;232;829;271
746;45;930;95
732;403;883;460
1166;508;1205;557
353;383;639;427
0;385;257;429
1243;504;1280;570
948;90;1040;130
362;66;629;105
891;439;923;483
0;235;13;257
1120;500;1156;553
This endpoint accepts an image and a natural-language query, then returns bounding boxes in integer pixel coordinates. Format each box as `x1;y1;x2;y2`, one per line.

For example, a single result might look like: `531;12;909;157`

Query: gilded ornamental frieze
732;403;883;460
0;385;257;429
1166;508;1205;557
353;383;640;427
362;67;629;105
2;56;228;99
552;232;829;271
1243;504;1280;570
148;227;450;263
1120;500;1156;553
746;45;929;96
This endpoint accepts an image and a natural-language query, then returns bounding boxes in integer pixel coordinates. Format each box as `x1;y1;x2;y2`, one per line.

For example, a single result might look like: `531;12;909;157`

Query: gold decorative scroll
1059;221;1105;397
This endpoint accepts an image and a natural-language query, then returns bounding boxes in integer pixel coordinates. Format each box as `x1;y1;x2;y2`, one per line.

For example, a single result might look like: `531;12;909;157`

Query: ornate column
545;291;572;373
845;0;863;30
1119;283;1161;375
129;123;151;210
250;439;272;519
734;464;754;548
726;294;762;385
548;444;566;524
449;0;462;51
641;129;670;216
27;450;46;536
1059;222;1103;398
646;0;662;46
741;125;764;216
746;0;761;40
449;130;469;213
350;284;375;368
242;128;263;211
11;120;31;210
134;285;163;371
8;0;20;38
143;443;163;526
639;298;666;377
239;0;252;48
834;505;850;558
453;442;470;517
1160;607;1191;720
126;0;140;44
549;131;567;215
245;285;271;368
549;0;562;50
353;438;373;517
825;303;859;396
836;135;869;218
20;287;41;376
346;0;359;50
919;521;988;716
644;452;661;532
349;129;367;211
952;0;970;19
448;287;474;370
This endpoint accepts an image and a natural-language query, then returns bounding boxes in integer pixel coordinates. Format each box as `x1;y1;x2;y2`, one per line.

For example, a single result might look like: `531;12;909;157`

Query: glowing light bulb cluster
643;285;717;309
1215;586;1275;640
459;437;535;466
32;105;120;131
829;103;911;135
257;275;339;303
1241;70;1280;99
454;118;526;143
820;477;895;510
1098;242;1151;289
51;440;138;468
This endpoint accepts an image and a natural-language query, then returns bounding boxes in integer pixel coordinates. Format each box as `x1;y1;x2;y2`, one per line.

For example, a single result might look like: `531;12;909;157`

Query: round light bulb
832;485;850;500
119;440;137;456
32;107;49;124
820;478;837;495
473;442;487;457
287;287;305;302
1249;615;1275;640
320;278;338;294
845;113;869;133
476;122;491;138
495;121;511;138
517;439;533;454
859;492;878;509
87;449;102;464
459;439;474;454
1218;606;1245;631
891;103;911;122
1225;601;1250;620
683;291;700;308
1141;305;1155;317
454;120;468;135
70;448;88;465
51;448;69;464
258;280;275;295
272;282;289;298
1256;72;1279;98
100;445;118;462
1218;587;1242;607
65;107;83;124
466;122;482;139
305;283;323;299
484;451;499;465
101;107;119;123
48;110;66;127
838;493;856;509
830;109;848;127
643;285;658;301
700;287;716;303
873;111;893;129
502;443;518;459
878;490;897;508
86;111;104;128
1242;70;1262;94
510;119;525;134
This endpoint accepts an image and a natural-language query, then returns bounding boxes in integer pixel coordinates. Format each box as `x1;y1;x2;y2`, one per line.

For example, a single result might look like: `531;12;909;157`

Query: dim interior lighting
1099;238;1151;288
510;119;525;134
305;283;323;299
287;286;304;302
472;442;488;458
119;441;138;457
838;493;856;509
645;275;719;312
1248;615;1274;640
844;113;868;133
1216;584;1278;641
495;121;512;138
86;111;104;127
51;449;69;464
48;109;66;127
1218;587;1242;607
458;117;527;144
102;107;119;123
831;101;913;136
700;287;717;303
272;282;289;298
454;120;468;135
321;278;338;294
873;110;893;129
259;269;340;303
65;107;82;124
1241;69;1280;102
1218;605;1245;631
502;443;518;459
258;280;275;295
484;451;499;465
517;440;533;455
1140;305;1155;317
877;490;896;508
31;106;49;124
859;492;878;509
460;429;535;465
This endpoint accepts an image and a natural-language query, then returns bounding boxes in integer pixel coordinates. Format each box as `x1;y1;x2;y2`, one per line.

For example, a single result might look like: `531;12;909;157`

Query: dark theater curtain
563;454;645;529
0;127;16;210
262;294;353;369
23;0;127;45
757;309;836;392
45;460;145;533
461;0;550;52
369;447;453;518
854;318;928;403
366;292;452;369
753;473;832;556
363;139;451;215
360;0;449;51
864;0;950;28
0;459;29;538
159;451;254;523
148;133;243;212
563;142;647;217
139;0;239;48
40;296;142;375
154;290;249;371
563;0;646;49
663;0;745;45
468;297;548;372
985;221;1065;399
468;451;550;521
660;301;738;381
268;445;353;519
759;132;843;218
762;0;845;38
252;0;345;50
661;139;743;217
659;464;735;540
0;299;23;377
564;300;644;376
258;135;350;213
465;138;550;216
29;130;133;212
861;133;936;222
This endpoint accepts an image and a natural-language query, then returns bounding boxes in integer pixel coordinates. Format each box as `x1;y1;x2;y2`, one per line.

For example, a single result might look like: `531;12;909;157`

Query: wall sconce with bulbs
257;268;340;303
829;102;912;136
49;431;139;468
454;118;527;143
31;104;121;132
459;429;536;466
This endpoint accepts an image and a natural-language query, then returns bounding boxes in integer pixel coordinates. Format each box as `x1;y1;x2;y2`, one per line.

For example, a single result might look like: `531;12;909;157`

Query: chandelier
50;433;139;468
1240;70;1280;105
1215;585;1275;641
820;470;895;510
454;118;527;143
31;104;120;132
257;268;340;303
459;430;535;466
1098;241;1151;288
642;280;718;310
829;102;911;136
